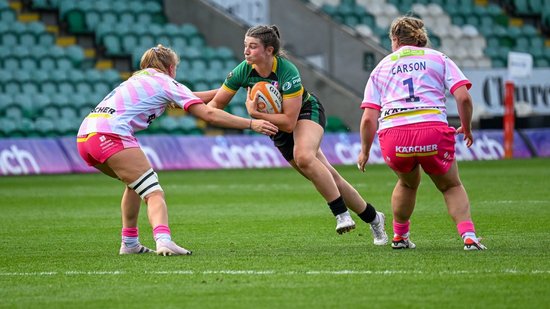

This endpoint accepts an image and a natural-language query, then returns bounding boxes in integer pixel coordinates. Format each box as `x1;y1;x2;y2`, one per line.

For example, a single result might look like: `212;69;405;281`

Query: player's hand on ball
245;87;260;117
247;82;282;115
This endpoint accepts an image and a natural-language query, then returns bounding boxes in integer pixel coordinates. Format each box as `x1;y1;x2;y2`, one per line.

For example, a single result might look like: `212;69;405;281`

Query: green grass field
1;158;549;308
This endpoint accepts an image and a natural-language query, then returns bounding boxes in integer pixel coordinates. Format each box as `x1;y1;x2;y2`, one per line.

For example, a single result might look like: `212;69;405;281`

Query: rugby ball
250;81;283;114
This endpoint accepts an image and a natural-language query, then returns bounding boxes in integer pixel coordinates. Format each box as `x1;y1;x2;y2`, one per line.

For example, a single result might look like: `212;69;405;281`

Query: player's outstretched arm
187;103;278;136
193;89;219;104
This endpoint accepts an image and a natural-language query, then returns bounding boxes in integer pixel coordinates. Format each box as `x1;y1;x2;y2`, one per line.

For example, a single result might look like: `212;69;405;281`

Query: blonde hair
139;44;179;75
389;16;430;48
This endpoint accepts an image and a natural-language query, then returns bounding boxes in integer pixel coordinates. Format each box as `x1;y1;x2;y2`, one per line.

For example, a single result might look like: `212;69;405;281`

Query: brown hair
139;44;179;75
245;25;285;56
389;16;430;48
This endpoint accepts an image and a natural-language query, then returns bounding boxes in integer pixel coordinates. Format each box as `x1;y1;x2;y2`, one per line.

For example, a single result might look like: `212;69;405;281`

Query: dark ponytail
245;24;286;56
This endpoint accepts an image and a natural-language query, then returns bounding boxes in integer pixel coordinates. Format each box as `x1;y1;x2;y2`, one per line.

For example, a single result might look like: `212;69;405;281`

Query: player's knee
143;190;164;204
127;168;163;200
436;181;462;193
398;179;420;190
293;150;315;170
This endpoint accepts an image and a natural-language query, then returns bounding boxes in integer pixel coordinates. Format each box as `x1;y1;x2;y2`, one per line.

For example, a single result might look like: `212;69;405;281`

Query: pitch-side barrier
0;128;548;176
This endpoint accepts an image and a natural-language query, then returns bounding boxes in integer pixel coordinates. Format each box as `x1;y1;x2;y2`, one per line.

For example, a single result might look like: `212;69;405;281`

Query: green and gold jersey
222;56;310;105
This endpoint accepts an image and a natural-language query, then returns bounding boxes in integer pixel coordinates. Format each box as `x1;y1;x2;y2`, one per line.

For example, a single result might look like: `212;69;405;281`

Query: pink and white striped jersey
78;68;203;136
361;46;471;131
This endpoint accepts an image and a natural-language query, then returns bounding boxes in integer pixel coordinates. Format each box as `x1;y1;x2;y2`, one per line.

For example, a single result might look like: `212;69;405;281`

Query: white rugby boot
370;212;389;245
335;211;356;234
464;237;487;251
119;243;154;255
156;240;192;256
391;233;416;249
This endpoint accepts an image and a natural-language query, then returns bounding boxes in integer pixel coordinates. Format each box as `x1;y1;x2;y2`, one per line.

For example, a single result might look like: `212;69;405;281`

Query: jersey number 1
403;78;420;103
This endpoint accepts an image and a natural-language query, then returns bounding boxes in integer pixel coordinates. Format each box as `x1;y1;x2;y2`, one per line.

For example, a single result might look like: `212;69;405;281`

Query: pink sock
393;220;410;236
153;225;171;242
457;220;475;237
121;227;138;237
121;227;139;247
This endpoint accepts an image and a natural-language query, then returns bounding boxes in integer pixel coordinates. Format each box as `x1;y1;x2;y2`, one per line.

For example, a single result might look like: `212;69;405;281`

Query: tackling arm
187;103;278;135
193;89;219;104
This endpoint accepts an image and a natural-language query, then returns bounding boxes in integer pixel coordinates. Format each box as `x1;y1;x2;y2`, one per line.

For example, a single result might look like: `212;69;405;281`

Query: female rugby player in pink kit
77;45;278;256
357;16;486;250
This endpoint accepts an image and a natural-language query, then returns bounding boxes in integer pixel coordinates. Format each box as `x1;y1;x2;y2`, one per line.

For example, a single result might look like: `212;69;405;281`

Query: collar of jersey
252;56;278;74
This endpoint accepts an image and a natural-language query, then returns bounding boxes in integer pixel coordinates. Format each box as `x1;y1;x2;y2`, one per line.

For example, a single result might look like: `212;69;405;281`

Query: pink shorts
378;122;456;175
77;133;140;166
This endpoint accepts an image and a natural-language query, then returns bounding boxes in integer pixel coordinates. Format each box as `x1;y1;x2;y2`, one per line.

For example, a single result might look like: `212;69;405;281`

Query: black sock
327;196;347;216
357;203;377;223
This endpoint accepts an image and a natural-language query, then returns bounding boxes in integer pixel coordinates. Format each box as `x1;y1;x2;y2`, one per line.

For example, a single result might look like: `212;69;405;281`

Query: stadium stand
0;0;123;137
0;0;359;138
13;0;542;137
308;0;550;69
0;0;246;137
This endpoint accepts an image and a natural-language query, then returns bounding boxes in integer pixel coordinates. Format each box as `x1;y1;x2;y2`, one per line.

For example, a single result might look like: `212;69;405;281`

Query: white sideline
0;270;549;276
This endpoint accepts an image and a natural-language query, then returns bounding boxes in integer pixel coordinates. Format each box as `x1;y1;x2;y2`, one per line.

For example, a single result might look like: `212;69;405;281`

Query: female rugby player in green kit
207;25;388;245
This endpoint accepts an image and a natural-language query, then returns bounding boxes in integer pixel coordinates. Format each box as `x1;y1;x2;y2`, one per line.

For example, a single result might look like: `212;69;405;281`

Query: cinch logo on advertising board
0;145;40;175
1;129;548;176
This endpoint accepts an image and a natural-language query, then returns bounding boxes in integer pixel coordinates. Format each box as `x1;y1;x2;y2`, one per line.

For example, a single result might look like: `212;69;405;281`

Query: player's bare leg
292;120;355;234
103;149;191;255
317;150;387;244
429;161;486;250
390;166;421;249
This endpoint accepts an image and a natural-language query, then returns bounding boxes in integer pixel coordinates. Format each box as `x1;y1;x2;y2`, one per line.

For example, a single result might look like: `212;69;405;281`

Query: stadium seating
1;0;378;137
0;1;169;136
0;0;229;137
58;0;233;97
310;0;550;69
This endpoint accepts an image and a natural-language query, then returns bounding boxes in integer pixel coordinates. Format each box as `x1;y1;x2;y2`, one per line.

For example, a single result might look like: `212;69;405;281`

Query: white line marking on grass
1;270;549;276
200;270;276;275
480;200;550;205
0;272;57;276
305;270;424;275
65;271;124;275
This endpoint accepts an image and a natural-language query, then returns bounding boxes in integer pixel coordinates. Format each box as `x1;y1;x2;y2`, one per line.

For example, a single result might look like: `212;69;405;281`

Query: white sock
155;233;172;243
370;213;380;225
394;232;410;239
462;232;478;242
122;236;139;248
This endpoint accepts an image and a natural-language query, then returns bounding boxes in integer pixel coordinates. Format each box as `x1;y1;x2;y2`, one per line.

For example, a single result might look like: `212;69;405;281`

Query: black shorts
271;94;326;161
